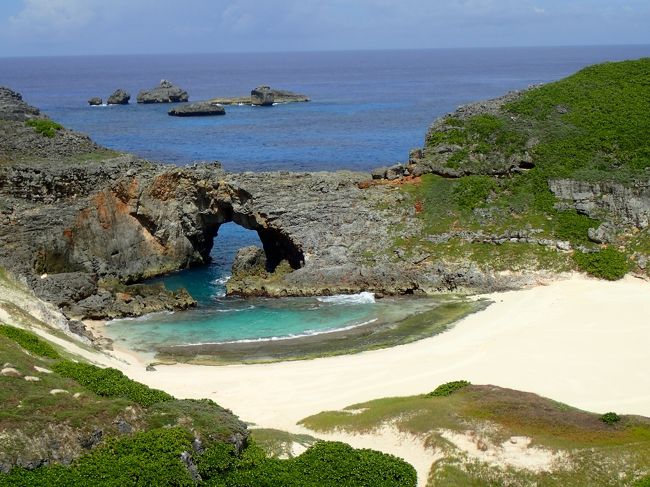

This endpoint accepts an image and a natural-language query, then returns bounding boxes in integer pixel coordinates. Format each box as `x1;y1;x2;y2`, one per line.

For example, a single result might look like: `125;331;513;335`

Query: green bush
3;428;194;486
553;211;599;245
52;360;173;407
0;325;60;359
203;441;417;487
573;248;629;280
600;412;621;425
25;118;63;137
3;437;417;487
452;176;498;209
427;380;471;397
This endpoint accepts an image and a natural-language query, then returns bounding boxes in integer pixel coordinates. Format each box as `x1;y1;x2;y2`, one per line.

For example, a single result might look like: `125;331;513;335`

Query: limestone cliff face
0;85;581;323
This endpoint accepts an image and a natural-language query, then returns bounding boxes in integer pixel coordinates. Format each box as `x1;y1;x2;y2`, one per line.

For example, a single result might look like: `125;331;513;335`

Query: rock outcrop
88;97;103;106
250;86;275;106
209;87;310;105
107;89;130;105
168;101;226;117
1;83;647;322
137;80;189;104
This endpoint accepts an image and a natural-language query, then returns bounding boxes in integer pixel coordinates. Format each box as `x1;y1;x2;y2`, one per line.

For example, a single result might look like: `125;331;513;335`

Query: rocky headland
1;59;648;337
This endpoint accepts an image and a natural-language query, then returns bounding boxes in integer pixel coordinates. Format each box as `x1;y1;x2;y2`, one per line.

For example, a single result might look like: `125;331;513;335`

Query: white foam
317;292;375;305
167;318;378;347
211;275;231;286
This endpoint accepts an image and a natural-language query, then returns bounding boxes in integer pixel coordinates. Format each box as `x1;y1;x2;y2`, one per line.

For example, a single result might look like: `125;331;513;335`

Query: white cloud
9;0;97;33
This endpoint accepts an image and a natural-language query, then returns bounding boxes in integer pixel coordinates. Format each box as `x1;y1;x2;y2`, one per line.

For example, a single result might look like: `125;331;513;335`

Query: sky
0;0;649;57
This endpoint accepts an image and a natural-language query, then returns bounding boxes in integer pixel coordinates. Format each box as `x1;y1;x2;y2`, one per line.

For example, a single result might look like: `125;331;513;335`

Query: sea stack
106;89;130;105
137;79;189;104
87;97;103;106
250;85;275;106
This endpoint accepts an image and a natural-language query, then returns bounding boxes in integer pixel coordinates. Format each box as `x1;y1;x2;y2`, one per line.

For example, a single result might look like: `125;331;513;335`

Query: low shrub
553;210;599;244
25;118;63;137
428;380;471;397
600;412;621;425
3;428;194;486
452;176;498;209
573;248;629;280
0;325;60;359
202;441;417;487
52;360;173;407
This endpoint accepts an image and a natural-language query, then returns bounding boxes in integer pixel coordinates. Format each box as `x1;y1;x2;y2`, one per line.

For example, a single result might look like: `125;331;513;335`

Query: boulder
87;97;103;106
250;86;274;106
168;101;226;117
232;246;267;276
137;80;189;104
106;89;130;105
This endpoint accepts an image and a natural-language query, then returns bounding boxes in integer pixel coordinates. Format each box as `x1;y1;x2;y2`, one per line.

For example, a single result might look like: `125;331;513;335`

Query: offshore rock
137;79;189;104
88;97;103;106
210;87;309;105
107;89;130;105
250;86;275;106
168;101;226;117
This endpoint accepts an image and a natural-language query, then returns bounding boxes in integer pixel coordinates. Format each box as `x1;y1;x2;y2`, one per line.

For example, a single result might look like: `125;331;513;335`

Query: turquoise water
102;188;458;355
106;223;444;352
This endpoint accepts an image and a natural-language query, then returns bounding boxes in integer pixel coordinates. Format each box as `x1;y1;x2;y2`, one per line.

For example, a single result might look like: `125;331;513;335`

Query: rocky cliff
1;60;648;328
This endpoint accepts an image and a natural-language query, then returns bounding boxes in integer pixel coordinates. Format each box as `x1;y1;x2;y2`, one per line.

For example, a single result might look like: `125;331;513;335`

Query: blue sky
1;0;649;57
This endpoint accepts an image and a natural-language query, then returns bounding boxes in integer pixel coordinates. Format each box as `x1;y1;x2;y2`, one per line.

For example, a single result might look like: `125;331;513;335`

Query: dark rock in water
250;85;274;106
88;97;103;106
137;79;189;104
106;89;130;105
168;101;226;117
209;87;309;105
146;364;156;372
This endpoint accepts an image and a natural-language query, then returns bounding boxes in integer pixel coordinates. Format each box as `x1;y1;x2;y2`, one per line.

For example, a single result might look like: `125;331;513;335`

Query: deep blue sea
2;46;649;353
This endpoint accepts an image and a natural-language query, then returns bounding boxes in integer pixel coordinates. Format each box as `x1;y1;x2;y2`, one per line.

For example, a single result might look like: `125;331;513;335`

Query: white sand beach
104;274;650;430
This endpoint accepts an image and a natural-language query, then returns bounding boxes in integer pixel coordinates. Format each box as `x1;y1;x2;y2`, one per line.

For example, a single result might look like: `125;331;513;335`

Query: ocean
2;45;649;353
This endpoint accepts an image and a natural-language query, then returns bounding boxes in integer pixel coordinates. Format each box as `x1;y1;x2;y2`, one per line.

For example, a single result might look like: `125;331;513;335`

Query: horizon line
1;42;650;60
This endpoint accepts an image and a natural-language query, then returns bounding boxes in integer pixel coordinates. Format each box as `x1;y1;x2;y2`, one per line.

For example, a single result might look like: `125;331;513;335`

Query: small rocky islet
88;81;310;117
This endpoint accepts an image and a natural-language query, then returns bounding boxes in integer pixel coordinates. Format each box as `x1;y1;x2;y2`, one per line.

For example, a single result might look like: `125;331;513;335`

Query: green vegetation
390;59;650;280
52;360;173;407
573;248;630;280
0;326;416;485
250;428;318;458
427;380;470;397
301;384;650;487
600;412;621;425
0;324;60;359
25;118;63;138
3;435;416;487
452;176;497;209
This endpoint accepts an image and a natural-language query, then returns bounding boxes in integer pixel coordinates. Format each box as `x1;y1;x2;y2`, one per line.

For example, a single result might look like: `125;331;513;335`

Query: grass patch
24;119;63;138
0;325;60;359
300;384;650;487
52;361;173;407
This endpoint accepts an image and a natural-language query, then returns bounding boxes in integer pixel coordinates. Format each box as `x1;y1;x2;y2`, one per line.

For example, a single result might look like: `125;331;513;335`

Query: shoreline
83;274;650;422
33;273;650;484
